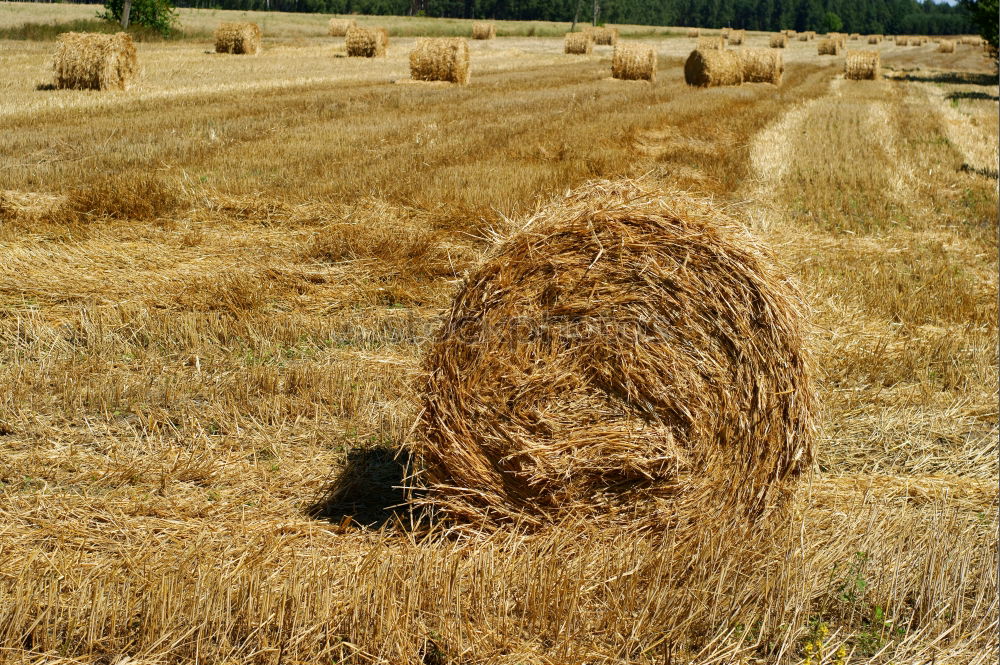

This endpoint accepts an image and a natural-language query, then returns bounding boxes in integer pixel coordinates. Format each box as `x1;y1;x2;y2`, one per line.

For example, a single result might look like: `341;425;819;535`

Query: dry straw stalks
739;47;783;84
563;31;593;54
214;22;262;55
409;38;470;84
345;26;388;57
685;47;743;86
844;50;881;80
414;179;815;533
471;22;496;39
52;32;138;91
327;17;356;37
611;42;657;82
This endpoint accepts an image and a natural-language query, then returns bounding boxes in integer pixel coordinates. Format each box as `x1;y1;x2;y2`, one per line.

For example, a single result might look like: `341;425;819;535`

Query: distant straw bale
472;22;496;40
769;33;788;48
738;47;783;84
938;39;955;53
413;179;816;531
959;36;982;46
587;26;619;45
345;25;387;57
721;28;731;39
868;34;882;44
215;22;261;55
409;38;470;84
727;29;745;45
798;32;810;41
611;42;657;82
849;33;860;40
327;18;356;37
688;27;700;38
52;32;138;91
895;35;909;46
817;38;842;55
697;35;725;50
784;29;797;37
564;31;593;54
844;50;880;80
684;47;743;87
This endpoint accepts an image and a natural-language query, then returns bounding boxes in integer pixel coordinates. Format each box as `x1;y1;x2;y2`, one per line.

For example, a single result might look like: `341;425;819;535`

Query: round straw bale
684;47;743;87
769;33;788;48
409;38;470;84
688;27;700;38
738;47;783;84
414;179;816;531
895;35;909;46
345;25;387;57
844;50;880;80
727;29;745;45
472;22;496;40
817;38;842;55
328;18;356;37
52;32;138;91
798;32;810;41
564;31;593;55
214;22;262;55
937;39;955;53
588;26;619;45
867;34;882;44
721;28;731;38
697;35;725;50
849;33;860;40
611;42;657;82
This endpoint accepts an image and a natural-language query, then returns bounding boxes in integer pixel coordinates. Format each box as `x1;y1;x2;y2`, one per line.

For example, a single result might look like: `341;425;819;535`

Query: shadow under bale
308;446;415;528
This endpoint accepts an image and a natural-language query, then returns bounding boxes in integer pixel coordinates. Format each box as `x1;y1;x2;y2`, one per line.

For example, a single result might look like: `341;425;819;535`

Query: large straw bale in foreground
611;42;657;82
215;22;261;55
817;38;841;55
564;31;593;54
472;22;496;39
937;39;955;53
328;18;356;37
414;180;815;531
409;38;470;84
738;47;783;84
53;32;138;91
345;25;387;57
684;48;743;86
769;33;788;48
697;35;725;50
844;50;880;80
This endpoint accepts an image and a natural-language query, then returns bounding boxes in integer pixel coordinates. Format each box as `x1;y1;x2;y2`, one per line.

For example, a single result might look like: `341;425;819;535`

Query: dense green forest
51;0;978;35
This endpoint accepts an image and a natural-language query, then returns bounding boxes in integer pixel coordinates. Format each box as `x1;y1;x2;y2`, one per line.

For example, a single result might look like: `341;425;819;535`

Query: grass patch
0;18;200;41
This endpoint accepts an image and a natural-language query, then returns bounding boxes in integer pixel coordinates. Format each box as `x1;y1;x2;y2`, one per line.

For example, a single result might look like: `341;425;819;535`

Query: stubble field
0;3;997;663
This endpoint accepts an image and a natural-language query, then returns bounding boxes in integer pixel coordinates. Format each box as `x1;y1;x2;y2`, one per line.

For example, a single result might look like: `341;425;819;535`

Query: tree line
49;0;980;36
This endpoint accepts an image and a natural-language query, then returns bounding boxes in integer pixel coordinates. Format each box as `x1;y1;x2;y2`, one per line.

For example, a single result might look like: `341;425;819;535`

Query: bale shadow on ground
946;90;1000;102
891;70;997;86
307;446;417;529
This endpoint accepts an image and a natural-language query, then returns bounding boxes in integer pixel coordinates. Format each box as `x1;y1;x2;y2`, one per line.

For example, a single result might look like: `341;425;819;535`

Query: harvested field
327;17;356;37
0;4;996;664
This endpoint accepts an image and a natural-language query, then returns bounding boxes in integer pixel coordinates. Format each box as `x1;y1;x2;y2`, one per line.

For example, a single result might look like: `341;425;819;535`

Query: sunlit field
0;2;997;663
